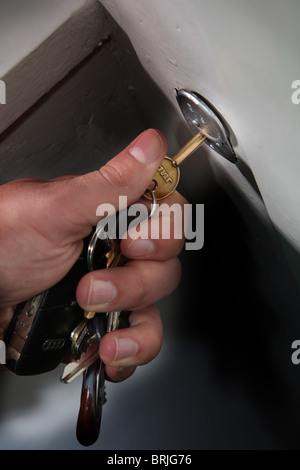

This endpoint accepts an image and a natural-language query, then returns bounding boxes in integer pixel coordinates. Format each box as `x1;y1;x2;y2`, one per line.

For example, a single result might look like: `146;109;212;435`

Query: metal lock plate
176;89;237;163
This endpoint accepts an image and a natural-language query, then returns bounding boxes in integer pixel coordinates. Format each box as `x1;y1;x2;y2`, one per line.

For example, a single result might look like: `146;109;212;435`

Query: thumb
51;129;167;232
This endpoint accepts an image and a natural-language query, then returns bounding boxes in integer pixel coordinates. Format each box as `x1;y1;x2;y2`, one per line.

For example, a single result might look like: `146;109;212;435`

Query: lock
144;89;237;201
176;89;237;163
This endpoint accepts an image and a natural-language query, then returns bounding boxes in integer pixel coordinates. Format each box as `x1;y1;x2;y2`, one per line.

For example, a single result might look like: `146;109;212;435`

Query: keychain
5;89;236;446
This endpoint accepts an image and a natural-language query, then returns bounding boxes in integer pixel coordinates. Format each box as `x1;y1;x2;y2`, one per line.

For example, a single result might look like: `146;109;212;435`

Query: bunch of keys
5;89;236;446
60;215;143;446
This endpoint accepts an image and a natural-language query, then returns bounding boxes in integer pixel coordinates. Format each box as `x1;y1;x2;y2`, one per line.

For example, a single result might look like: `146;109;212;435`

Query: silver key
60;315;105;383
60;235;126;383
107;311;120;333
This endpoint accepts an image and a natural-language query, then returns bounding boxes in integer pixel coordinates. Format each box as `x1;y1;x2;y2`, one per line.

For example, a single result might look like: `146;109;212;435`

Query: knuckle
164;257;182;293
140;323;163;364
133;273;149;307
172;256;182;283
152;330;163;356
99;162;127;190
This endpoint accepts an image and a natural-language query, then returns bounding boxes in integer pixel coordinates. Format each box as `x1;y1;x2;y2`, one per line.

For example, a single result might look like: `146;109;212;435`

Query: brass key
144;131;207;201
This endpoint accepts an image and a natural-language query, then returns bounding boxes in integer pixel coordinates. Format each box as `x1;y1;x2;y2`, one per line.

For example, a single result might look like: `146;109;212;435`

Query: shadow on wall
174;176;300;449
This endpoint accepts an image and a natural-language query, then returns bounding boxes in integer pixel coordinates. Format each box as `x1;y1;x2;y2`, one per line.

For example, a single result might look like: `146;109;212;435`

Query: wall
97;0;300;449
100;0;300;288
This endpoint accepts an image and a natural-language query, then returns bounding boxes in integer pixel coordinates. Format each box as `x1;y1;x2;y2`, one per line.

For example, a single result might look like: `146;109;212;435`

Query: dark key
4;250;88;375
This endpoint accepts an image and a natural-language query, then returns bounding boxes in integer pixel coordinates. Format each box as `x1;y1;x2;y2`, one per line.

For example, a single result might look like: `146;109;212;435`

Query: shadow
175;181;300;449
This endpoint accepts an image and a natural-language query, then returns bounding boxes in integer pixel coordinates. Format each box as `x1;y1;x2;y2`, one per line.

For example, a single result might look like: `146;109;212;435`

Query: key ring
77;189;157;446
87;189;157;271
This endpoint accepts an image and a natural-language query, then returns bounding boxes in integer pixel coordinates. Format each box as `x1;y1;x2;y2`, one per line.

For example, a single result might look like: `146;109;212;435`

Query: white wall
0;0;107;135
100;0;300;259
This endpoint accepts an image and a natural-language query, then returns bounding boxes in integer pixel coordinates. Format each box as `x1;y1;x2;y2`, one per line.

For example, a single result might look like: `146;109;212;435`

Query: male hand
0;129;186;381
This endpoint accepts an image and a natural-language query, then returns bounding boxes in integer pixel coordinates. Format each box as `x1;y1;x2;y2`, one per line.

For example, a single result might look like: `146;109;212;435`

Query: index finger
120;191;189;261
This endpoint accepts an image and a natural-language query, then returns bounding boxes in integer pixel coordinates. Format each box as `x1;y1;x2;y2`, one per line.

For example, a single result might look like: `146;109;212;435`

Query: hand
0;129;186;381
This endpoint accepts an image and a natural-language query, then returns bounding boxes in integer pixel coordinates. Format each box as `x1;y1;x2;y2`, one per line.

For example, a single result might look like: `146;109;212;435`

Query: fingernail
114;337;138;360
129;129;163;164
125;239;155;258
87;279;116;306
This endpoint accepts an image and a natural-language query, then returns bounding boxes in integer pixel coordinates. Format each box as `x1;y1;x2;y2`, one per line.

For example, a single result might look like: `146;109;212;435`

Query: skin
0;129;186;382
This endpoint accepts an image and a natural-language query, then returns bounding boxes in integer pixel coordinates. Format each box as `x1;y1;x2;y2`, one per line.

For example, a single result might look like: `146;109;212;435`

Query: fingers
45;129;168;235
120;190;188;261
76;257;181;313
76;256;180;383
100;305;163;382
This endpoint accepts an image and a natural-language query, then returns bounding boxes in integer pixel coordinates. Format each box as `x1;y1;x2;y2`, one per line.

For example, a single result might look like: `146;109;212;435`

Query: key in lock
144;89;236;201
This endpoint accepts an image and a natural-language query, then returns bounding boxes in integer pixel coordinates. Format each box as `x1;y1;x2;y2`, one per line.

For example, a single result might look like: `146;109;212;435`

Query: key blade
106;311;121;333
172;131;207;166
60;335;99;384
60;351;99;383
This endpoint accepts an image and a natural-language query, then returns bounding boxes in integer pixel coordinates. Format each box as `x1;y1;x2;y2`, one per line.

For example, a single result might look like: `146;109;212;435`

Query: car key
4;233;112;376
4;249;88;375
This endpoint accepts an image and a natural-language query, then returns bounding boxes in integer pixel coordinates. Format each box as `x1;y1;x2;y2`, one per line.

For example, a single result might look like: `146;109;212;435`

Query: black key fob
5;252;87;375
4;231;114;376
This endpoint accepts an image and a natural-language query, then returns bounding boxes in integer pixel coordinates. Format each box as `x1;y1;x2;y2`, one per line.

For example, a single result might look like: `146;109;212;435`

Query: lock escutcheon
176;89;237;163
